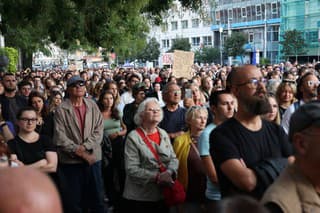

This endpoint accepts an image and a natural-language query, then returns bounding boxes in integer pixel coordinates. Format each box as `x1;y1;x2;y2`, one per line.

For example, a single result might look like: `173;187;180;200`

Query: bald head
231;65;260;85
0;167;62;213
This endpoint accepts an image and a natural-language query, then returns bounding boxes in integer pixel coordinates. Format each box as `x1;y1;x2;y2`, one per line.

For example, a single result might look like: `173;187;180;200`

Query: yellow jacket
173;131;192;190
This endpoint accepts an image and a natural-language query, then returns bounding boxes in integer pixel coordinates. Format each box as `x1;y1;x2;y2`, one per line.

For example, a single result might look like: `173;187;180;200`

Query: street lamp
219;27;223;65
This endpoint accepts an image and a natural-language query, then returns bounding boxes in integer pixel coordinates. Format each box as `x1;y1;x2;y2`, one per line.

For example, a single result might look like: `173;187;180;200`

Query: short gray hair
134;98;163;126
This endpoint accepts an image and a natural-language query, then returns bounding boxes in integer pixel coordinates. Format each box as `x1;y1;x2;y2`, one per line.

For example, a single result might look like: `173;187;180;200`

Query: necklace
190;135;199;143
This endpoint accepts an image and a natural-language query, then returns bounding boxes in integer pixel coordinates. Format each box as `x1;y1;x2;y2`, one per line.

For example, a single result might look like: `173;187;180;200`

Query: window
256;5;262;16
228;9;233;20
162;40;170;48
192;19;199;28
215;11;220;21
271;2;277;14
171;21;178;30
161;23;168;32
249;33;254;43
192;37;200;46
203;36;212;46
241;7;247;17
181;20;188;29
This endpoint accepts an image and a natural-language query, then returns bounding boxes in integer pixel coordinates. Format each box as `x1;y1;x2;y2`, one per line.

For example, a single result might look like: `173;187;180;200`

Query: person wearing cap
53;75;105;213
123;82;146;135
261;100;320;213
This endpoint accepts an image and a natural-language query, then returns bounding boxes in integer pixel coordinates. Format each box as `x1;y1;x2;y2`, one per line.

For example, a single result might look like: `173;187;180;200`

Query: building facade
211;0;281;64
148;0;214;67
280;0;320;62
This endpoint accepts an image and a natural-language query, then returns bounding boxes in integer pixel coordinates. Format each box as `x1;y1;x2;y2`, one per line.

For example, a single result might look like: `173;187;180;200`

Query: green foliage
0;0;201;68
168;38;191;52
194;47;220;63
279;29;307;61
0;47;18;73
5;47;18;73
223;32;246;57
259;57;271;66
136;37;160;62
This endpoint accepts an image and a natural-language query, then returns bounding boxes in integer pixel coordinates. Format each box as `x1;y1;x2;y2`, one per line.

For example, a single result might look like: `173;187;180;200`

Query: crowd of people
0;61;319;213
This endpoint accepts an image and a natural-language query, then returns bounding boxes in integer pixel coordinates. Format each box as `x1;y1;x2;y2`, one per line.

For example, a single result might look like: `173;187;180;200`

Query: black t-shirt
210;118;293;198
8;135;56;165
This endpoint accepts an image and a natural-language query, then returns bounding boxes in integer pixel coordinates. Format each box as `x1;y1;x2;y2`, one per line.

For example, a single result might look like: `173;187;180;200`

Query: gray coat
123;127;179;201
53;98;103;164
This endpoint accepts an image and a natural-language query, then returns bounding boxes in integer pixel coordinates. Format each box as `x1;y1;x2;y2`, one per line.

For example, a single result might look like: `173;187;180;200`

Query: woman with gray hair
173;105;208;213
122;98;179;213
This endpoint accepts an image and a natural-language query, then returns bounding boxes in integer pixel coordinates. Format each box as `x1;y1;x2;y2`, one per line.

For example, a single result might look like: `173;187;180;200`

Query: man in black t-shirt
210;65;294;199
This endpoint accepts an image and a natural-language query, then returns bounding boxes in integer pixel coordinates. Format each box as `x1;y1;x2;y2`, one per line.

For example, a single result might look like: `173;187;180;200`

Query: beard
241;91;272;115
4;87;16;93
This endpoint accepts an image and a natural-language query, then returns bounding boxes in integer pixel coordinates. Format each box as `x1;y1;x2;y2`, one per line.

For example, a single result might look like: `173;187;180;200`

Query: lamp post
219;27;223;65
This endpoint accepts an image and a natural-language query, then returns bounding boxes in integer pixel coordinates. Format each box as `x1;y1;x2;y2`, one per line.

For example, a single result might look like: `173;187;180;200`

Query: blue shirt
198;123;221;201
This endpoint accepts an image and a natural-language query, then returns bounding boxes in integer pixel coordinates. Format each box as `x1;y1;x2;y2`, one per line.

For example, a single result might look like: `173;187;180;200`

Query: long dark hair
97;90;120;120
28;91;49;118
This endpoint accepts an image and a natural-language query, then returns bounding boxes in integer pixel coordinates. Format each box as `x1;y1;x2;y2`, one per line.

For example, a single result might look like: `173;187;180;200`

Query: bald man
210;65;293;199
0;167;62;213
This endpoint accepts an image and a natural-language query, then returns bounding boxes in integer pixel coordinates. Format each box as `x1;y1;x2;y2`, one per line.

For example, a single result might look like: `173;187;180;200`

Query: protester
97;89;127;211
123;82;146;135
159;82;187;142
198;90;235;210
275;80;297;120
0;73;28;124
122;98;178;213
262;100;320;212
281;72;319;134
53;75;105;213
210;65;294;199
173;106;208;213
28;90;54;137
7;107;57;174
261;93;281;125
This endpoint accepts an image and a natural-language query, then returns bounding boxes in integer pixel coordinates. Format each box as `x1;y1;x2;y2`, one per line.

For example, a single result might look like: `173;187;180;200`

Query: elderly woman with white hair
122;98;179;213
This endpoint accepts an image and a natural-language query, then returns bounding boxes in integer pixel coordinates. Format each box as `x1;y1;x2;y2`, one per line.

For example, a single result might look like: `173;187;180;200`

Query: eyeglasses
170;90;181;95
146;108;161;113
237;78;267;88
19;118;37;123
69;82;85;88
307;80;320;87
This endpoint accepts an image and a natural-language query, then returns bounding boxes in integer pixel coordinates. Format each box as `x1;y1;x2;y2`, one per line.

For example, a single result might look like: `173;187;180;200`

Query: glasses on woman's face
19;118;37;123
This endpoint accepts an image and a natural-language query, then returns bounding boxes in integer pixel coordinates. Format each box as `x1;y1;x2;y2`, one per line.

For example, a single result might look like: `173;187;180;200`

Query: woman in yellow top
173;106;208;213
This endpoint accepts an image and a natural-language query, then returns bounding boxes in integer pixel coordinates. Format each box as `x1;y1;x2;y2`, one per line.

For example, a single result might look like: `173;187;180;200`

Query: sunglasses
69;82;85;88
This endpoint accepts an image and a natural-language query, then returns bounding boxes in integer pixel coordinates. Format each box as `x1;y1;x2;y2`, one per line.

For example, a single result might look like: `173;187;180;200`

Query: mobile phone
185;89;192;98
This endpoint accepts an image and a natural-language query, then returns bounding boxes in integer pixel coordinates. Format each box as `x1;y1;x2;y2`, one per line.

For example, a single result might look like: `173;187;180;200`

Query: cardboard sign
172;50;194;79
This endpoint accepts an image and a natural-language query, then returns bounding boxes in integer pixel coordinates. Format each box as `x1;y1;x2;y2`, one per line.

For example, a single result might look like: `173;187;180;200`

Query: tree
168;38;191;52
136;37;160;62
194;47;220;64
279;29;307;62
0;0;202;69
223;32;246;61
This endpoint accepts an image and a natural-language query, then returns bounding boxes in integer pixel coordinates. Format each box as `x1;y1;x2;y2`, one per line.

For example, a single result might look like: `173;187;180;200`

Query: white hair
134;98;163;126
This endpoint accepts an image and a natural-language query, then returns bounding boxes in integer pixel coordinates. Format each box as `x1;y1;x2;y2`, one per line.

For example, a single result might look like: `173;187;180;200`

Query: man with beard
281;72;319;134
209;65;294;199
0;73;28;125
